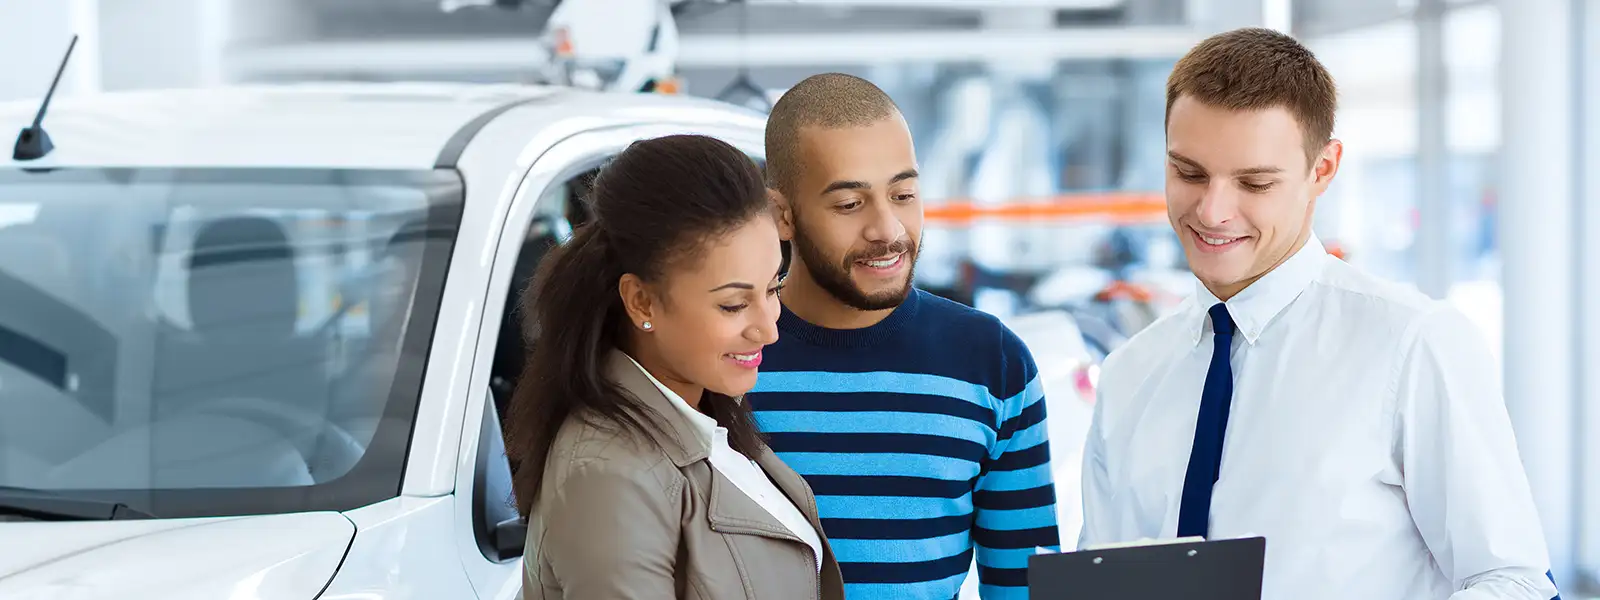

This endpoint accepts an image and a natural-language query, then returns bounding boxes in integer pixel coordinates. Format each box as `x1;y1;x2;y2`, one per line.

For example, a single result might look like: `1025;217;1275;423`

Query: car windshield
0;167;462;518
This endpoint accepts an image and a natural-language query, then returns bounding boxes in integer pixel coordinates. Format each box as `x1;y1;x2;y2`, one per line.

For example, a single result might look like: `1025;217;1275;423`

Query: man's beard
789;221;918;312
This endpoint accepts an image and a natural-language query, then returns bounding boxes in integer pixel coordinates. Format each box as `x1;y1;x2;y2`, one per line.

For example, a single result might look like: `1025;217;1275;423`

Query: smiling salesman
745;73;1060;600
1078;27;1560;600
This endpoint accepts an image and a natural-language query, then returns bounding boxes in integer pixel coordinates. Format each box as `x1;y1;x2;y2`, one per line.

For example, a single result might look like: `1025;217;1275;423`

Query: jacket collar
609;349;816;516
620;353;820;519
1188;233;1330;347
606;350;842;586
621;352;718;449
604;349;710;467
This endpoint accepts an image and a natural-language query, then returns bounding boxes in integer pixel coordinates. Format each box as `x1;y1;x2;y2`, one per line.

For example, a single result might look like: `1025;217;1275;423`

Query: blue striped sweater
749;289;1061;600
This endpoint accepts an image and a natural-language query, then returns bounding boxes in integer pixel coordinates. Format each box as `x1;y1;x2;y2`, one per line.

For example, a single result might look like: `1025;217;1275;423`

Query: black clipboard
1028;536;1266;599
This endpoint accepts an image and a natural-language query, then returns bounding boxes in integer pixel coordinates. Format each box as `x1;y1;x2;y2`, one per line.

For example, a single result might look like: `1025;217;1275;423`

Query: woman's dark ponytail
503;134;771;518
505;221;655;516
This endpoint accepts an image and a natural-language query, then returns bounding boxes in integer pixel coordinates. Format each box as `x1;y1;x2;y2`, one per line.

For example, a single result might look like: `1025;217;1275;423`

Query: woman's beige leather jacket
521;350;847;600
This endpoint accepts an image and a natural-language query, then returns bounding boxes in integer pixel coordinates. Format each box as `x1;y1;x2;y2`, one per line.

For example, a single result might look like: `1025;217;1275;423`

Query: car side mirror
476;389;525;561
494;517;527;559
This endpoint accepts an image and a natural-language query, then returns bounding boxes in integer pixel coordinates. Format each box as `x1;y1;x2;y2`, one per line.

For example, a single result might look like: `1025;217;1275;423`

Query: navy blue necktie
1177;303;1236;538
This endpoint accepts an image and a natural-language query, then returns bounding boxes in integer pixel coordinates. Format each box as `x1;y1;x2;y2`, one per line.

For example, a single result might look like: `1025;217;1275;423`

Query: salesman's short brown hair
1166;27;1338;167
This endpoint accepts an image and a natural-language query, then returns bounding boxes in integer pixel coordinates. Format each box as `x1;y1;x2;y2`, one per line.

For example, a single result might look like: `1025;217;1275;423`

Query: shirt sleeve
1396;306;1560;600
973;336;1062;600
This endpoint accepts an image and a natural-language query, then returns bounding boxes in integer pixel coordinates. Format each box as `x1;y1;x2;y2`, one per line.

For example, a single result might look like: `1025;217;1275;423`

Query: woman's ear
617;273;656;332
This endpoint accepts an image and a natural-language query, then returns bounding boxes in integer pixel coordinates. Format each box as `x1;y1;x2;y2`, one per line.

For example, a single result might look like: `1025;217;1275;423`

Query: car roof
0;82;760;171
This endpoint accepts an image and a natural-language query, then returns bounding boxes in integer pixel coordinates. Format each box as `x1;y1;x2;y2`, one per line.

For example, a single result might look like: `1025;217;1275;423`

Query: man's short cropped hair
1166;27;1338;166
765;73;901;195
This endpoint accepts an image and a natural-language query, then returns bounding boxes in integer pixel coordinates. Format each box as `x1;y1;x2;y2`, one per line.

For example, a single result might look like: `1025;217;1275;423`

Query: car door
451;121;765;600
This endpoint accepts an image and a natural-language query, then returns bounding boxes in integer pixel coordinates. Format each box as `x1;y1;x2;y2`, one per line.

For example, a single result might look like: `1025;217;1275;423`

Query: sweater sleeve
972;329;1062;600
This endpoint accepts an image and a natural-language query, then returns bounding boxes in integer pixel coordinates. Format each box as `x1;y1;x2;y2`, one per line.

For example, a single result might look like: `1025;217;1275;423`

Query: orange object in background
926;194;1354;261
922;195;1362;265
550;27;575;57
1325;240;1349;260
924;193;1167;224
1094;280;1156;303
651;77;682;95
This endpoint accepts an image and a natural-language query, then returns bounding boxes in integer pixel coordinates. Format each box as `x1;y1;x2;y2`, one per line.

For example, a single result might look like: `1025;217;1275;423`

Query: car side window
472;162;610;563
486;165;601;404
471;139;751;559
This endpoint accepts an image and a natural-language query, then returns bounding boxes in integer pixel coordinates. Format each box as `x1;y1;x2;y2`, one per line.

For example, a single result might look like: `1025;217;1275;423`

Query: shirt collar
623;353;719;448
1188;233;1329;347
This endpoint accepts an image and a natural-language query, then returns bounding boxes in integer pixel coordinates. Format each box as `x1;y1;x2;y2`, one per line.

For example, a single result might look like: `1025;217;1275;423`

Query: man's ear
617;273;656;331
769;188;795;242
1310;139;1344;195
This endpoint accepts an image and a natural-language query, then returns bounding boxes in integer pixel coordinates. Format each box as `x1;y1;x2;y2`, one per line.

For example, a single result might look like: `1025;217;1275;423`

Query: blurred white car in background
1001;309;1099;550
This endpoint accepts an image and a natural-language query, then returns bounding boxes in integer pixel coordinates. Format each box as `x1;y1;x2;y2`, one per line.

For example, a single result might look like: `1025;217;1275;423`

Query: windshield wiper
0;486;154;521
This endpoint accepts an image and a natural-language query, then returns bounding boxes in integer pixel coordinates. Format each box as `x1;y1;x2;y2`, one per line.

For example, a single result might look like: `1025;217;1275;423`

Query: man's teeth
730;352;758;361
862;255;899;268
1201;235;1236;245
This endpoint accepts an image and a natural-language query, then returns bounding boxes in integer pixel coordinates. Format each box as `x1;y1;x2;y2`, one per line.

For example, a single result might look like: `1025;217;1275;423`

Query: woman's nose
747;301;780;345
748;318;779;345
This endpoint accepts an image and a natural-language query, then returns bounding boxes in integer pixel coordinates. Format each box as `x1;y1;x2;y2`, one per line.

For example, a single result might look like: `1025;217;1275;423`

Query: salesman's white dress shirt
626;355;824;571
1080;235;1557;600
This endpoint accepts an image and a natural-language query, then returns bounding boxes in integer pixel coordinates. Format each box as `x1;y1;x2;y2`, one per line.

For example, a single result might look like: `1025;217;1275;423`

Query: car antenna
13;34;79;161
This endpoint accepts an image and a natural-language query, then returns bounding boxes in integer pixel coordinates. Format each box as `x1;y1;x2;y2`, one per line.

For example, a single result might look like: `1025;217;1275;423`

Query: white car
0;83;764;600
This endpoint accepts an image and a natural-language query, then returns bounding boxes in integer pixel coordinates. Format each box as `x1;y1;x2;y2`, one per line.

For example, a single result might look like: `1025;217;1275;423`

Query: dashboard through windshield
0;167;462;518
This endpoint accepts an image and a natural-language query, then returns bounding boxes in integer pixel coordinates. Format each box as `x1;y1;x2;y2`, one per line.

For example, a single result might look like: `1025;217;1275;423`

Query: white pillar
1577;0;1600;588
1414;0;1451;298
0;0;100;103
1499;0;1577;583
1262;0;1293;33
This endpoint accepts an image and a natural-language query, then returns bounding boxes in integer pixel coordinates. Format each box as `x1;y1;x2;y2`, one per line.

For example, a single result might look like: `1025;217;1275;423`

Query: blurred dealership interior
2;0;1598;594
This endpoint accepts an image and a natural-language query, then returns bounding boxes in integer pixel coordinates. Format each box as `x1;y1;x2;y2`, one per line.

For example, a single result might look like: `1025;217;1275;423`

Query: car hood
0;511;355;600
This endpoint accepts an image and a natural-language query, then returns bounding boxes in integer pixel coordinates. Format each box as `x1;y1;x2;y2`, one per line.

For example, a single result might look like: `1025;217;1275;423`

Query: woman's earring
642;321;653;331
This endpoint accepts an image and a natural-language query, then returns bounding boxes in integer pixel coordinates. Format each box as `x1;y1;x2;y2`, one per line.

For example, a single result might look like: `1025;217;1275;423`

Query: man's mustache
847;239;915;263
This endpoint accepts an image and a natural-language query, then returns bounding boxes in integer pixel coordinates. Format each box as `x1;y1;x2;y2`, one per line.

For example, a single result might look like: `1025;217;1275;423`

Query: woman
506;134;846;600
